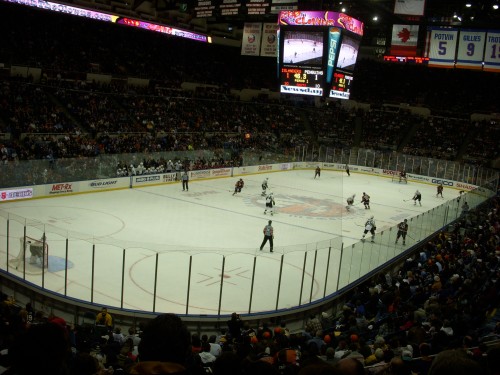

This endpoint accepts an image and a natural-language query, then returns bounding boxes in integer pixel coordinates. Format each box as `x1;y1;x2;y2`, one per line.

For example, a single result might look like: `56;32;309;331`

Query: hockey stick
403;199;413;202
406;232;421;241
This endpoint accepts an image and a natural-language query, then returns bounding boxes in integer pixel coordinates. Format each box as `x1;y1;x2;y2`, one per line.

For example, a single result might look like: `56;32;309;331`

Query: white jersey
266;195;275;206
365;218;375;231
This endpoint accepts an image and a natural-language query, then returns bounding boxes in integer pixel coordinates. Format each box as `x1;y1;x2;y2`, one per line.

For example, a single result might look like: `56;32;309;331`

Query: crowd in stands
0;2;499;172
0;76;498;172
358;107;415;152
0;195;498;375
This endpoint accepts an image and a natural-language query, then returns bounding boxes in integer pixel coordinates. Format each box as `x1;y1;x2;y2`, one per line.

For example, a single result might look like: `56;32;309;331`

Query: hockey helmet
370;215;374;219
404;219;407;222
269;191;273;195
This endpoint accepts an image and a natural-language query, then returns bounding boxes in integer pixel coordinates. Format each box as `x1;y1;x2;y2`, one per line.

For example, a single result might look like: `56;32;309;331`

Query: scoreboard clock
329;71;353;99
280;67;324;96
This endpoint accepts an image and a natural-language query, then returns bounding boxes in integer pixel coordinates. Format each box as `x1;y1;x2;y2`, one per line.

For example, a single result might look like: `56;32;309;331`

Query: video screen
282;30;324;66
335;33;361;72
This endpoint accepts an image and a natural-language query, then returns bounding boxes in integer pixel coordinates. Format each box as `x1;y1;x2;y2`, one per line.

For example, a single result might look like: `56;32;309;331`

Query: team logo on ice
245;194;364;220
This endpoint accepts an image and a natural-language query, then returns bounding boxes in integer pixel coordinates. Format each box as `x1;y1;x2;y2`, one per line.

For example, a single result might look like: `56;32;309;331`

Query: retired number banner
427;28;458;68
456;29;486;70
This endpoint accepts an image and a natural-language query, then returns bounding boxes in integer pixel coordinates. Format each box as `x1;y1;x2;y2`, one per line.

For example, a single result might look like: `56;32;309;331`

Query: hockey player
129;164;136;176
436;184;443;198
166;160;174;173
314;166;321;179
413;190;422;206
361;216;376;242
361;192;370;209
395;219;408;245
261;177;269;196
233;178;244;196
346;194;355;211
264;192;275;215
399;170;407;184
137;162;144;175
345;164;350;177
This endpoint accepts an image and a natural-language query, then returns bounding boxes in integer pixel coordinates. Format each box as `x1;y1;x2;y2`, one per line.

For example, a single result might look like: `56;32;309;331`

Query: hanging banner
390;24;419;56
326;27;341;84
456;29;486;70
427;28;458;68
241;23;262;56
394;0;425;16
483;31;500;72
260;23;279;57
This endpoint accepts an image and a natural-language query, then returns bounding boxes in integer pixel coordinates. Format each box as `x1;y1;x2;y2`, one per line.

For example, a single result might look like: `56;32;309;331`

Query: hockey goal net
9;236;49;274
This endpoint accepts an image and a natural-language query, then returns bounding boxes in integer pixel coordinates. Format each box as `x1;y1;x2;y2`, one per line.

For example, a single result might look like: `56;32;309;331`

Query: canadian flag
390;24;419;56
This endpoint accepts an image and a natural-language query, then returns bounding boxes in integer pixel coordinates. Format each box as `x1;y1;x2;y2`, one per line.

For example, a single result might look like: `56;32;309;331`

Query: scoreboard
280;67;324;96
278;11;363;99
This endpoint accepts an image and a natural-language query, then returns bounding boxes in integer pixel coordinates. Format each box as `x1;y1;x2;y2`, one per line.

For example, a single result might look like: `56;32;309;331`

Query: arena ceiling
58;0;500;43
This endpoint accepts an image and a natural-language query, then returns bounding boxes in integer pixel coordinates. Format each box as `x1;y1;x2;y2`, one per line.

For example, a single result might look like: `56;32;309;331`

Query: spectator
129;313;191;374
7;322;71;375
227;312;243;342
428;349;483;375
95;308;113;330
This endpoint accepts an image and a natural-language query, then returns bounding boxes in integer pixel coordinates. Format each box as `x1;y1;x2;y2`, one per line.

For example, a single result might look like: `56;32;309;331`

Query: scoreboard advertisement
278;11;363;99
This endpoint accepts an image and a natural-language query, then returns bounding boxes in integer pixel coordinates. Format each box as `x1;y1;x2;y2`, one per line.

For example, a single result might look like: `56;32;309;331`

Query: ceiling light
453;12;458;18
372;16;378;21
465;2;472;7
493;4;499;10
341;7;346;12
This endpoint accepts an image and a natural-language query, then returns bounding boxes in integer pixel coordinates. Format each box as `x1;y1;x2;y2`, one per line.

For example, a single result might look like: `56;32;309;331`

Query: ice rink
0;170;462;315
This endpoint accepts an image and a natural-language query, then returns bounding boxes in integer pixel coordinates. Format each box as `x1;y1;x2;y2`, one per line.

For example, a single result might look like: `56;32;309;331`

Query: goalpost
9;235;49;274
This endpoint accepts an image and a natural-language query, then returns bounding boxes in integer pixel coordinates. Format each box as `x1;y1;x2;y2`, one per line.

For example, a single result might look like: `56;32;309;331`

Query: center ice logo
245;194;363;219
